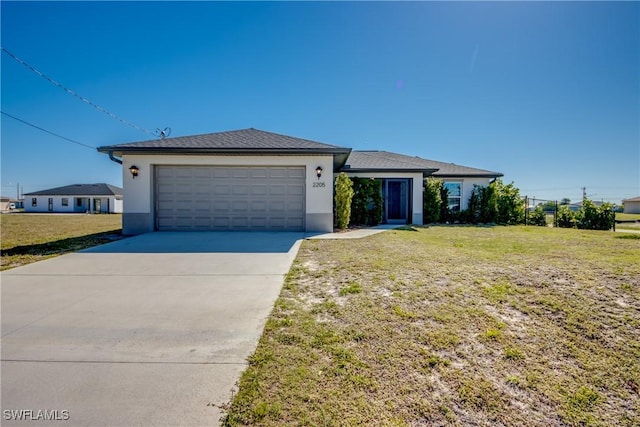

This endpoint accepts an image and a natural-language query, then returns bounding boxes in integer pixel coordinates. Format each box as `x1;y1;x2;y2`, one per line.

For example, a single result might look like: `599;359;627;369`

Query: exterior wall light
315;166;323;179
129;165;139;179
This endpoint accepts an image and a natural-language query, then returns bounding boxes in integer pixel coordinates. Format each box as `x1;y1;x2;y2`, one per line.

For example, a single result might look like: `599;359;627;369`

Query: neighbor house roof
343;151;503;178
24;183;123;197
622;196;640;203
97;128;352;169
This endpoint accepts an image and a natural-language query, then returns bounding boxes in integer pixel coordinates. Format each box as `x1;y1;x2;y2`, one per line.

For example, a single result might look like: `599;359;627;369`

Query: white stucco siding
623;200;640;214
341;171;424;224
113;199;123;213
121;154;334;233
23;196;120;213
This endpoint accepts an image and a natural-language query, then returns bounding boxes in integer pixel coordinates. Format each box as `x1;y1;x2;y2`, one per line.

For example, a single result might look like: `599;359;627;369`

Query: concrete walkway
1;232;304;426
308;224;403;239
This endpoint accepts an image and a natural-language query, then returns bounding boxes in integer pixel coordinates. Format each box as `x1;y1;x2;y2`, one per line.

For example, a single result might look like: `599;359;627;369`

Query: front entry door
384;179;409;224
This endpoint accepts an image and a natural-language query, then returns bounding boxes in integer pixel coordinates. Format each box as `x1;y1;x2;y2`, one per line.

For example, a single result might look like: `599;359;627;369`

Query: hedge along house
97;129;502;235
24;183;123;214
341;151;503;225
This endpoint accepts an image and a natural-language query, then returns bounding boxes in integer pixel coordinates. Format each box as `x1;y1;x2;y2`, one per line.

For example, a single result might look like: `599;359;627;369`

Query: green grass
0;213;123;270
615;213;640;231
616;213;640;222
222;226;639;426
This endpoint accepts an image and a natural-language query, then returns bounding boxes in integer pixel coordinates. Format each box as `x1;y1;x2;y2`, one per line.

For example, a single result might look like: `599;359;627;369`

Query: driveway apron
1;232;304;426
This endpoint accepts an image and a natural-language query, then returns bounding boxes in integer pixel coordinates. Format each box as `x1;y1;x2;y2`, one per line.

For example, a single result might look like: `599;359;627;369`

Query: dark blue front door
384;179;409;223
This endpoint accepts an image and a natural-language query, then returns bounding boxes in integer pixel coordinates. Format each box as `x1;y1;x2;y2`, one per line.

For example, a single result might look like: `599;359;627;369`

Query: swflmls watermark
3;409;70;421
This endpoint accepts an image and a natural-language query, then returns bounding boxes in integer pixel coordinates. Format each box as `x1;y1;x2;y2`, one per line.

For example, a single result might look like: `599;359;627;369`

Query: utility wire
1;111;96;150
1;46;158;137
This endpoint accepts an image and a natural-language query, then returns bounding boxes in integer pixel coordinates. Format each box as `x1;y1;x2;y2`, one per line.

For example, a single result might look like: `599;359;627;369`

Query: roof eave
97;147;353;171
432;172;504;178
341;167;438;174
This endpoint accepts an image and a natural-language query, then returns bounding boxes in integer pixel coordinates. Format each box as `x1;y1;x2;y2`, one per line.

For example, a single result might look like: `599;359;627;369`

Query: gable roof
98;128;351;169
342;151;438;173
25;183;123;197
343;151;502;178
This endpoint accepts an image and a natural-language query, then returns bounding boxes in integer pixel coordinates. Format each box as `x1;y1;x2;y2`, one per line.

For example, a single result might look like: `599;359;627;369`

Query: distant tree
560;198;571;206
538;200;556;211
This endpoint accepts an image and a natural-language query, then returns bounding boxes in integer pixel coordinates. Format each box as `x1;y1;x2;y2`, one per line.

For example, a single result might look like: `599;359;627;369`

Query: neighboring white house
24;184;123;214
622;196;640;214
97;128;501;235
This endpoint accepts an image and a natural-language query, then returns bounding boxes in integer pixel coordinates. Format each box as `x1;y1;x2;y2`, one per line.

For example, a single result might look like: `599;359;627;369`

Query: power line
1;111;96;150
1;46;159;138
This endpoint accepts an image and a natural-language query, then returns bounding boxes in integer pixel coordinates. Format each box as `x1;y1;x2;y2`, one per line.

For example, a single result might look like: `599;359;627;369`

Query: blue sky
2;1;638;204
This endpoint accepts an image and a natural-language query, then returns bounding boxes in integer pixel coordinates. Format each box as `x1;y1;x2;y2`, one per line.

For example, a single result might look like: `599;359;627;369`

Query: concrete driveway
1;232;304;426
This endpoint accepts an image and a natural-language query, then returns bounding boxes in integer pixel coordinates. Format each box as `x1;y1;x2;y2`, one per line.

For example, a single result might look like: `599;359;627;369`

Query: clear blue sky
2;1;638;204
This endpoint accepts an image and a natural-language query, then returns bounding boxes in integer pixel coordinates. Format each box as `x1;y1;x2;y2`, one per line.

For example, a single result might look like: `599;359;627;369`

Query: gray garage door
155;166;305;231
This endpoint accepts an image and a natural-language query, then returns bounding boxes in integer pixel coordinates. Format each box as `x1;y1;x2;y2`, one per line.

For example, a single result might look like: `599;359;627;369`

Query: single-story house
24;183;123;214
622;196;640;214
97;128;501;235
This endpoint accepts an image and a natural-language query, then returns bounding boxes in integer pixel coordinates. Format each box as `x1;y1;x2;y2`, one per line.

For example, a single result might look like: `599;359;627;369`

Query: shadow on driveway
81;231;316;254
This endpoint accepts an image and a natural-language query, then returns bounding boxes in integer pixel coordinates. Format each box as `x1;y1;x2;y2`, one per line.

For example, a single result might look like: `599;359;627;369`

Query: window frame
61;198;69;206
443;181;462;212
31;197;37;207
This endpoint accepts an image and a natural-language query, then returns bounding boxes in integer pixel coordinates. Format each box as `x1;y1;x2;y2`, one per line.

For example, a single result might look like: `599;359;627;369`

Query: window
444;182;462;212
61;198;69;206
32;197;37;207
76;198;83;207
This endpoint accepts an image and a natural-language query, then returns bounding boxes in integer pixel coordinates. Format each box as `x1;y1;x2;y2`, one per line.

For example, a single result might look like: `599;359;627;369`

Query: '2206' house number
313;181;326;188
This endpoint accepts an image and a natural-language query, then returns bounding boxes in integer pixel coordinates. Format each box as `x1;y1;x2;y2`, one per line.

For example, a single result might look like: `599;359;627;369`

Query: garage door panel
268;168;287;178
288;184;305;196
232;185;250;196
288;168;305;178
250;168;268;178
156;166;305;231
269;185;286;196
251;185;268;196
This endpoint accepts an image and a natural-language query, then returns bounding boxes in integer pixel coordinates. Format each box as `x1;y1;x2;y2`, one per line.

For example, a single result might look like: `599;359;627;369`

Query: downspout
108;151;123;165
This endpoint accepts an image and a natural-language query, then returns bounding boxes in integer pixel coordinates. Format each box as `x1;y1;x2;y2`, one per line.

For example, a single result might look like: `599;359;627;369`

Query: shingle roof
343;151;502;177
98;128;349;152
622;196;640;202
25;183;123;197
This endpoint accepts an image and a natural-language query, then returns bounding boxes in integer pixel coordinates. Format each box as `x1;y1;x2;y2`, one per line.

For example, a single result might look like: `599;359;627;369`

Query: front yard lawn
0;214;123;270
223;226;639;426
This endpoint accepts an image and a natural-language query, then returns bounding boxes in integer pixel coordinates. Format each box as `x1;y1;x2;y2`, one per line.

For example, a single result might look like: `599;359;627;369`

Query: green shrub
468;184;497;224
466;179;523;225
576;199;615;231
557;205;576;228
334;173;354;229
423;178;444;223
350;178;382;226
439;185;450;222
529;206;547;226
494;180;525;225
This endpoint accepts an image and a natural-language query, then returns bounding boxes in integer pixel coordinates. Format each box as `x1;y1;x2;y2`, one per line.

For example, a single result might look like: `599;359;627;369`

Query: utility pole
582;187;587;200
